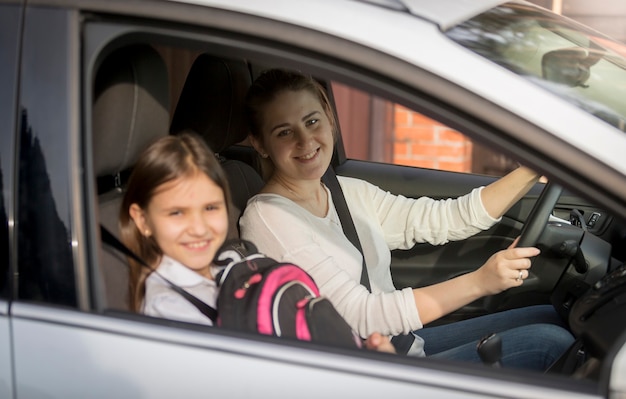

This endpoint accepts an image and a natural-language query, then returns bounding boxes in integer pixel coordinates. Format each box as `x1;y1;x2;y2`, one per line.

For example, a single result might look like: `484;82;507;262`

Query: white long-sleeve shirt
240;176;498;343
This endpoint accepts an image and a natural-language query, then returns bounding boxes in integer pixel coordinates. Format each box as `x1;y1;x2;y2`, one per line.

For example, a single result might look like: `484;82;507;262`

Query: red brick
435;144;468;158
394;108;411;126
395;126;435;141
393;142;409;156
438;128;467;143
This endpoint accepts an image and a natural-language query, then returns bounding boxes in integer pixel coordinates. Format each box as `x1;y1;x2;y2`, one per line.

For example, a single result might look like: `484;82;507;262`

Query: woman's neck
266;176;328;217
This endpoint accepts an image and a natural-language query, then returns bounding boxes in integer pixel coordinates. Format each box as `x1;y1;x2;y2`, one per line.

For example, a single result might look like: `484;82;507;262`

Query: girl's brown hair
244;68;338;180
119;131;231;311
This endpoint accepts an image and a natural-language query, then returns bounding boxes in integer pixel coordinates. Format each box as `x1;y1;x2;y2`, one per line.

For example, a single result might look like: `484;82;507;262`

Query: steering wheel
485;181;563;312
517;181;563;248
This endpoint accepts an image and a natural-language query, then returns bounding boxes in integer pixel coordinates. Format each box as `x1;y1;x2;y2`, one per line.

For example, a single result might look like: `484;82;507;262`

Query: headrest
169;54;251;153
92;44;170;179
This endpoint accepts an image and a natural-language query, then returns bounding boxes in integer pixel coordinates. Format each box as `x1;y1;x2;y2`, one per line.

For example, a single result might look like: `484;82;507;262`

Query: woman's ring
516;270;524;282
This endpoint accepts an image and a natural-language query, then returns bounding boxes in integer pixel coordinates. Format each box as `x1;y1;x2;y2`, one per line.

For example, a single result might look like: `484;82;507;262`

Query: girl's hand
473;237;540;295
364;332;397;354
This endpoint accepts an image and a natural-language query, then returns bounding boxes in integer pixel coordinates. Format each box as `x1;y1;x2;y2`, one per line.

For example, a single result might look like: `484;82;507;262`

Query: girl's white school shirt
142;255;220;325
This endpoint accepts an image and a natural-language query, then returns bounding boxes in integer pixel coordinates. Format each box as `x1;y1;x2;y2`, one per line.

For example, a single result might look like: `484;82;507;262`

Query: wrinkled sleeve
240;197;422;337
344;178;500;250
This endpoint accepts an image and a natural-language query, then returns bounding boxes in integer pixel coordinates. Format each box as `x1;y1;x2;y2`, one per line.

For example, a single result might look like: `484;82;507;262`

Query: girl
119;132;395;352
239;69;574;370
119;132;231;324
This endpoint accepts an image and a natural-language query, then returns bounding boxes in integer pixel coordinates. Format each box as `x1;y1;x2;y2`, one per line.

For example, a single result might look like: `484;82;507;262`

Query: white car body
1;0;625;398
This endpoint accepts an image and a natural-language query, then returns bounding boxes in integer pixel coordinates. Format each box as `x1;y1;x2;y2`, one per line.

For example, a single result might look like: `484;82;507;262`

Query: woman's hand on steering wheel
474;237;541;295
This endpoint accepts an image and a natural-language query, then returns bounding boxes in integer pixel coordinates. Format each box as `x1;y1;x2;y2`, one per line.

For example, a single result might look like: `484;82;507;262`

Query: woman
239;69;574;370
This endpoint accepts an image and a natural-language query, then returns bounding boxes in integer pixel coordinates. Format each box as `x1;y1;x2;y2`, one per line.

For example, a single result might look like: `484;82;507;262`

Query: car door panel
0;303;12;399
8;302;549;399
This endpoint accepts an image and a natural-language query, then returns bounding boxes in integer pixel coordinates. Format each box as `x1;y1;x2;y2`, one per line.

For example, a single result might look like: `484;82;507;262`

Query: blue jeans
416;305;574;371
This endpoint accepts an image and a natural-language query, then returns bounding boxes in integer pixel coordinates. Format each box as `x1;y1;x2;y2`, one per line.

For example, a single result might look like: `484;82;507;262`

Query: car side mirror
541;47;603;88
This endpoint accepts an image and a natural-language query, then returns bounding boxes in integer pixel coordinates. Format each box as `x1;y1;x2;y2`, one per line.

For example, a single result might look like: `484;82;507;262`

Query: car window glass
17;8;76;306
332;82;517;177
446;2;626;133
0;5;21;300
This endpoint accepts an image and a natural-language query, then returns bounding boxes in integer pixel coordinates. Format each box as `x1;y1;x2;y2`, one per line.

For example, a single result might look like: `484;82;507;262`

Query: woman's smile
295;148;319;161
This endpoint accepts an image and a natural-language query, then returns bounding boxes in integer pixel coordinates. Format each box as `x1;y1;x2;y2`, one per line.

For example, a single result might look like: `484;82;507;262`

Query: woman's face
130;172;228;278
255;89;335;183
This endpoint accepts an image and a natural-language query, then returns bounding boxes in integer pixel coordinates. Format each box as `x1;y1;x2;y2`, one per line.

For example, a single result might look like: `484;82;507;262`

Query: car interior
90;31;626;384
93;44;267;310
93;44;172;310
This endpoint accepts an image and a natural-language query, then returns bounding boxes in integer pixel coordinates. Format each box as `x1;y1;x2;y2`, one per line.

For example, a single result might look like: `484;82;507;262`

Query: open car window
332;82;518;177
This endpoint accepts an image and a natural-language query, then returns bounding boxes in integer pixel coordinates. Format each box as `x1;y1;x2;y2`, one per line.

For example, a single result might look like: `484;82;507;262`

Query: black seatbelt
100;225;218;323
322;168;415;354
322;168;370;289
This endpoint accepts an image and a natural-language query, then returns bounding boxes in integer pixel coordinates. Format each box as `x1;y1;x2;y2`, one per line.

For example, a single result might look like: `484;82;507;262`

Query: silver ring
516;270;524;282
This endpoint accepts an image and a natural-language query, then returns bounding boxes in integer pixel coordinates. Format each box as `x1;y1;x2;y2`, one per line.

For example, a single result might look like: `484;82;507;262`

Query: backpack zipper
272;281;316;337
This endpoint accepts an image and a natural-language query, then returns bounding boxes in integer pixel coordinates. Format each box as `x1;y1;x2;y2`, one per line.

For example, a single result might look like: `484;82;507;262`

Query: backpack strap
100;225;218;323
321;168;415;354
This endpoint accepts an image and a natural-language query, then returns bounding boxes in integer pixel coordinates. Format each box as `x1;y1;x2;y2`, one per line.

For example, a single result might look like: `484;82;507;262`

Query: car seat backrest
93;44;170;310
170;53;264;239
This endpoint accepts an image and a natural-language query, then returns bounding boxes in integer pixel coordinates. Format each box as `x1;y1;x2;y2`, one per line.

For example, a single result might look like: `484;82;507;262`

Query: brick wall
392;106;473;172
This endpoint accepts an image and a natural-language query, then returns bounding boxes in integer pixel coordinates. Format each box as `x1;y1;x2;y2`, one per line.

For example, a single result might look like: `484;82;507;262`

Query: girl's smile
130;172;229;279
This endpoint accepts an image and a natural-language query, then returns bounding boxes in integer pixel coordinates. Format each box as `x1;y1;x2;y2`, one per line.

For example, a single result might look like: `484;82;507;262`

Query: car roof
169;0;510;30
387;0;508;30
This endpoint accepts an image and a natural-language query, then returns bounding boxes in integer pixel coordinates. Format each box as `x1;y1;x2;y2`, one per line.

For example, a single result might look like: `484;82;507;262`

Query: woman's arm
480;166;541;219
412;238;539;325
342;176;499;248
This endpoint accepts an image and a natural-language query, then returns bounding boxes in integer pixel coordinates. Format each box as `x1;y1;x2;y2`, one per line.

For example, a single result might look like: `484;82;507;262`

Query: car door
7;4;532;398
7;0;621;397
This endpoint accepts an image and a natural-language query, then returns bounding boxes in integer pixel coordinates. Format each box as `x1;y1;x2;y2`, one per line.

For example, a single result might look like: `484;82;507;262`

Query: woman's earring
261;153;269;159
144;229;151;237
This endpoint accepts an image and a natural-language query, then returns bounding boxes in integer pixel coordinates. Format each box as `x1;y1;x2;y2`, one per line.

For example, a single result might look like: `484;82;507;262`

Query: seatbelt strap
322;168;371;290
100;225;218;323
321;168;415;354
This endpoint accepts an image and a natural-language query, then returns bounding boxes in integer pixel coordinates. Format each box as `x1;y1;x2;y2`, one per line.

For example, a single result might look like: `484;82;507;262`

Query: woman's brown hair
119;131;231;311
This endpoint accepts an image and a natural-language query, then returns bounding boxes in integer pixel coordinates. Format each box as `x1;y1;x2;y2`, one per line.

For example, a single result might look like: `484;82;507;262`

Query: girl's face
253;89;334;183
130;172;228;278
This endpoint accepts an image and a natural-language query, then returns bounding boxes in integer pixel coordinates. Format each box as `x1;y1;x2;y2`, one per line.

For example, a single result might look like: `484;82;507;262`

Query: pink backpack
215;240;362;348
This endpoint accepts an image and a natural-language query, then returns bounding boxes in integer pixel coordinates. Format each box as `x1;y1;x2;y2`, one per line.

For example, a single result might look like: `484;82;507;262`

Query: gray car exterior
1;0;626;398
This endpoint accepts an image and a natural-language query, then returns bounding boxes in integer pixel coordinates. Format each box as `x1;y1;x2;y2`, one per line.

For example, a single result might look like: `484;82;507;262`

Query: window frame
79;13;601;396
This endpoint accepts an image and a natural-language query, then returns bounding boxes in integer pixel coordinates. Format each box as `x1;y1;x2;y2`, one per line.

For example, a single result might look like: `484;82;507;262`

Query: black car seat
170;53;264;239
93;44;170;310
